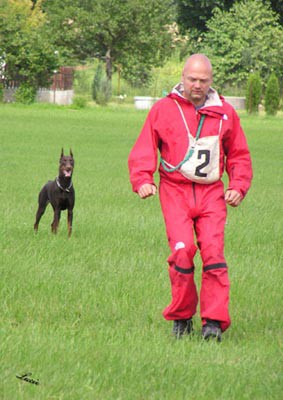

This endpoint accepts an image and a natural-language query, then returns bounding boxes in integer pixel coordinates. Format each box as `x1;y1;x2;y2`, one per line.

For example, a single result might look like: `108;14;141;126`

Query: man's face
182;61;212;106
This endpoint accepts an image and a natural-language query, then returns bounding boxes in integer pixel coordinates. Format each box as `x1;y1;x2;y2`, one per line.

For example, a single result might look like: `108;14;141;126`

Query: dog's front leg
67;209;73;237
51;209;61;234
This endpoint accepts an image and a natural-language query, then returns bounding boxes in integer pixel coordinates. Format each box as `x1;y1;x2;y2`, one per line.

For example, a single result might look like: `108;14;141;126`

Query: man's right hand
137;183;157;199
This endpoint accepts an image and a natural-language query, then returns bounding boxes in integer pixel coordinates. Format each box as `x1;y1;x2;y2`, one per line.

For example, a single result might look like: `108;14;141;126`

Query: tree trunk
105;49;112;82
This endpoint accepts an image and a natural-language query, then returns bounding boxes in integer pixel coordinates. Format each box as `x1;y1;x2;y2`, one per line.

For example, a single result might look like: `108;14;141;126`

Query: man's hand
225;189;242;207
137;183;157;199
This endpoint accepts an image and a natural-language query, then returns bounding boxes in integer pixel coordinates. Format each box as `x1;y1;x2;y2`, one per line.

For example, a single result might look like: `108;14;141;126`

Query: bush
246;73;262;114
15;83;36;104
71;96;88;109
73;70;92;96
92;63;111;106
265;73;280;116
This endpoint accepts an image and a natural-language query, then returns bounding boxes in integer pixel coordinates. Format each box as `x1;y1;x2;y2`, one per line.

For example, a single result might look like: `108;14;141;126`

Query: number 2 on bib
195;150;210;178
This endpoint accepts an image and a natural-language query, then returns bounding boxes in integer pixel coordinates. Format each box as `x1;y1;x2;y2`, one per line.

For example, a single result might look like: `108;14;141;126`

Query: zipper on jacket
192;182;196;206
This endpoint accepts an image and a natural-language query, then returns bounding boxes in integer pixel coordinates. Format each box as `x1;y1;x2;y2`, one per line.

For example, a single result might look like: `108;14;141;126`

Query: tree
102;0;173;87
41;0;91;63
174;1;283;34
0;0;59;89
265;0;283;26
41;0;175;86
92;62;111;105
265;73;280;116
245;72;262;114
174;0;235;33
200;0;283;91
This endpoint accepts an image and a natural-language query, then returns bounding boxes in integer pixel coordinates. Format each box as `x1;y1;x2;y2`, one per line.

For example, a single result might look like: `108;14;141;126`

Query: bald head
183;54;213;76
182;54;213;106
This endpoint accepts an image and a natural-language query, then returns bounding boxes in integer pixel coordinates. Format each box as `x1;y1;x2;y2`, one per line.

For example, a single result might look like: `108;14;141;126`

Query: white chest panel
179;133;220;183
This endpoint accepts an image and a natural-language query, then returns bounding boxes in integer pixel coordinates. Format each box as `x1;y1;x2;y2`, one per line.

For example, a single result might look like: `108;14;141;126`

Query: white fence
37;89;74;105
224;96;246;110
3;88;74;105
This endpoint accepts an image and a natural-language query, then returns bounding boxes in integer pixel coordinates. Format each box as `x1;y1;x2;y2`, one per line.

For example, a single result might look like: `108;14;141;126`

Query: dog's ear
70;148;73;158
61;148;64;158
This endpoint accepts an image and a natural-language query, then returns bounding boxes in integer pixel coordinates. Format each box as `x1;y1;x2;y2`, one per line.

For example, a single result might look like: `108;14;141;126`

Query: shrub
74;70;92;96
246;73;262;114
72;96;88;109
265;73;280;116
92;63;111;106
15;83;36;104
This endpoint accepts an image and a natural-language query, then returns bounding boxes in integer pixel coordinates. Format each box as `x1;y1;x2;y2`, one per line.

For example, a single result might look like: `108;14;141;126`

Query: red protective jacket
129;88;252;196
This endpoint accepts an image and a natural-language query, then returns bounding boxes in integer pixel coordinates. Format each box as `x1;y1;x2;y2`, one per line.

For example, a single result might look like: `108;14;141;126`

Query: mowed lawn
0;103;282;400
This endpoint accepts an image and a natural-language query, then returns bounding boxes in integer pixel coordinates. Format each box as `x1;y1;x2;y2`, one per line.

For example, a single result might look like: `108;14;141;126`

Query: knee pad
167;243;197;271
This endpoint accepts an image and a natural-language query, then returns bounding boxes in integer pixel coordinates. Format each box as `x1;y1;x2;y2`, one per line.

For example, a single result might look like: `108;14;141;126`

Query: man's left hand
225;190;242;207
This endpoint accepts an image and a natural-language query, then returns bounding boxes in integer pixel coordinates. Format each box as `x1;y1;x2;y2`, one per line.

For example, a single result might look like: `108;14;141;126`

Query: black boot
202;319;222;342
172;319;193;339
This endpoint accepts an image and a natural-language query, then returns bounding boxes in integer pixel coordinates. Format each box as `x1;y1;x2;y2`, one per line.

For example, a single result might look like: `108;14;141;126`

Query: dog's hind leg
34;206;47;232
34;187;49;232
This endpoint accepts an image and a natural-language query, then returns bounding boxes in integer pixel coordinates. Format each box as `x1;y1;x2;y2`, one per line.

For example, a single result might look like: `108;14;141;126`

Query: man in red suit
128;54;252;341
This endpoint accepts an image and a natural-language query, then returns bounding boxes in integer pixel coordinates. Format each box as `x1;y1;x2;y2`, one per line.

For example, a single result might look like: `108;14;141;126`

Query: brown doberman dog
34;149;75;237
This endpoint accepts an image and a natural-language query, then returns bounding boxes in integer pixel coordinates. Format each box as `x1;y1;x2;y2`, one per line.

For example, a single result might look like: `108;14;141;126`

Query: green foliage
201;0;283;91
70;57;183;101
41;0;90;63
265;73;280;116
71;95;88;109
0;82;3;102
246;73;262;114
14;82;37;104
42;0;175;86
175;0;283;32
92;63;111;105
265;0;283;25
94;0;174;78
0;0;59;88
124;64;153;88
92;63;103;102
2;0;283;97
73;69;92;96
174;0;234;33
66;54;250;101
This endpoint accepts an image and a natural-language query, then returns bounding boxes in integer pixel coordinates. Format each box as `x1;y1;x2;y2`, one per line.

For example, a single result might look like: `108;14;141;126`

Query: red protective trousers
160;178;231;332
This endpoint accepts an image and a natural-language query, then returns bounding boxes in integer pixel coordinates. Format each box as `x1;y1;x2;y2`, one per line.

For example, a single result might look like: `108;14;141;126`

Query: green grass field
1;103;282;399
